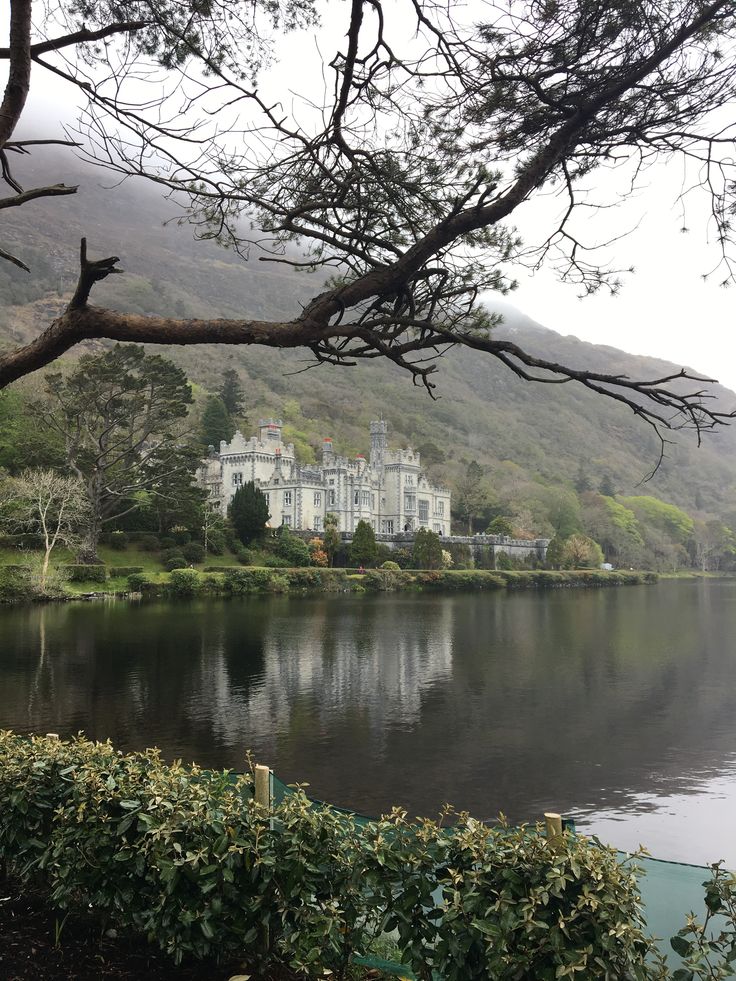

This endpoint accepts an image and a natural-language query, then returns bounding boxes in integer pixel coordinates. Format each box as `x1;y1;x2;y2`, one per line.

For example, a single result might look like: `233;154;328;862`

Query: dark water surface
1;580;735;865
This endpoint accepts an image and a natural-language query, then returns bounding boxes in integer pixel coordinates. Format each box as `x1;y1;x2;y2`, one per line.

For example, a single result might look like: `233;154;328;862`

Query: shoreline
0;565;659;605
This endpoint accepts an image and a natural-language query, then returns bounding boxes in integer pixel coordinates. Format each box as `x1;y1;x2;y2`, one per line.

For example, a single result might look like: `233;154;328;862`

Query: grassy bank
0;547;658;603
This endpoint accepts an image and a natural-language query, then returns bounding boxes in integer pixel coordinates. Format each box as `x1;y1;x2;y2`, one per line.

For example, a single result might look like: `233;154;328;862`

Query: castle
198;419;452;535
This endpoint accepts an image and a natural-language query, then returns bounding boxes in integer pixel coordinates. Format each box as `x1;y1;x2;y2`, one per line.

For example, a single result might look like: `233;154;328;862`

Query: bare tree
1;0;736;462
0;468;91;590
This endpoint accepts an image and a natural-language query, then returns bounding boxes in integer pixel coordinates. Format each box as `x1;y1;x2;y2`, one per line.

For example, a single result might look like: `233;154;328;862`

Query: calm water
1;581;735;865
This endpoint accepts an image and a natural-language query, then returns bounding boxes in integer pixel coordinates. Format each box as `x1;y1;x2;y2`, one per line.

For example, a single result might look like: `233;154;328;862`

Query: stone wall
291;529;550;563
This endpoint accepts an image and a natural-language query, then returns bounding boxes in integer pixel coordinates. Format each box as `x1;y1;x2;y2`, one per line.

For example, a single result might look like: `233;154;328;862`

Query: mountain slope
1;145;735;517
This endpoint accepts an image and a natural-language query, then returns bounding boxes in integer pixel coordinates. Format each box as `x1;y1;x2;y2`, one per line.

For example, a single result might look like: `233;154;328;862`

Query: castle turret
370;419;387;472
259;418;283;442
322;437;334;464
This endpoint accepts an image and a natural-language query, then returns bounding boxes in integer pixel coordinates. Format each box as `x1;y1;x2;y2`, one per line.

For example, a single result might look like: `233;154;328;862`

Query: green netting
268;772;721;977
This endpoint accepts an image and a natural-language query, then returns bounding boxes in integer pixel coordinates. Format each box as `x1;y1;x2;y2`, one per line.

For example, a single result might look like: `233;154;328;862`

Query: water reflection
1;582;735;863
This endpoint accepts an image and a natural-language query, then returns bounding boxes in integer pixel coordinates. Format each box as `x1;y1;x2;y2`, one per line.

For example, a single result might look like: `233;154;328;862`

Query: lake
1;580;735;866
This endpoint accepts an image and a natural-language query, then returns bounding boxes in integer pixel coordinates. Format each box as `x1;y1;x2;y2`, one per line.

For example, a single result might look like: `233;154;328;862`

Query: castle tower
322;437;334;464
370;420;387;473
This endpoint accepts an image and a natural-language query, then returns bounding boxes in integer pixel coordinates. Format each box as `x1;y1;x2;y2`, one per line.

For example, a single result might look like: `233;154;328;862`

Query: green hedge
60;564;107;583
0;732;675;979
108;566;144;577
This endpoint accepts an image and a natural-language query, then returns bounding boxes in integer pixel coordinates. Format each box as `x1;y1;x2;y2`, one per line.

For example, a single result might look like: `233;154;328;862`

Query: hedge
108;566;144;577
60;564;107;583
0;732;679;980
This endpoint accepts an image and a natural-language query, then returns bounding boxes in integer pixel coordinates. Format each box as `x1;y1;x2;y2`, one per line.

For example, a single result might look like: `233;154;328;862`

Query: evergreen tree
201;395;235;447
42;345;195;559
574;460;593;494
486;515;515;537
323;513;341;567
412;527;443;569
229;481;270;544
454;461;488;534
219;368;245;417
600;474;616;497
350;519;377;567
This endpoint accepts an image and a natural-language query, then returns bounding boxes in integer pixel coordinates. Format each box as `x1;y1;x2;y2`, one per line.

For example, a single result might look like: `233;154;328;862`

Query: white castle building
199;419;451;536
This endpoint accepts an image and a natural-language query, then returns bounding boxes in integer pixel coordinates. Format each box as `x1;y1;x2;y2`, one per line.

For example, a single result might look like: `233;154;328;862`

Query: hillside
2;144;736;520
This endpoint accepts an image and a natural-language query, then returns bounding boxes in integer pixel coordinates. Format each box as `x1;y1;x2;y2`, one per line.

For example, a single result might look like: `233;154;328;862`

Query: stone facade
199;419;451;535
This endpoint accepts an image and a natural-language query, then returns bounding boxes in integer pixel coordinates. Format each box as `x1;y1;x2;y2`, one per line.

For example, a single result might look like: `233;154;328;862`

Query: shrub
234;544;254;565
0;565;36;602
495;550;513;570
126;572;150;592
222;568;275;593
181;542;206;564
285;568;348;591
109;530;129;551
363;568;406;591
380;560;401;571
164;555;187;572
391;547;414;569
270;528;311;567
168;568;202;596
263;554;290;568
61;564;107;583
0;733;678;980
138;533;161;551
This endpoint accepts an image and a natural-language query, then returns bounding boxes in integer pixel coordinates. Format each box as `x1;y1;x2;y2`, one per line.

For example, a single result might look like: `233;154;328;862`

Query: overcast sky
9;3;736;391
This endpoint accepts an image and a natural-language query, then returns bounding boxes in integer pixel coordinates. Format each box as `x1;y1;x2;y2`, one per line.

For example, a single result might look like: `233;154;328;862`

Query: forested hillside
2;145;736;567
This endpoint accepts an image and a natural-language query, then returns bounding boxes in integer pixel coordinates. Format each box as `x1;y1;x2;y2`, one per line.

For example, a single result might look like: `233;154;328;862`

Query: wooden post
255;764;272;810
544;811;563;842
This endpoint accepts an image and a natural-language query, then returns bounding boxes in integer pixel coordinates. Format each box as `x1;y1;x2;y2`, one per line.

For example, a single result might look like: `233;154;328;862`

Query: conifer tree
229;482;270;544
201;396;235;447
219;369;245;417
350;520;377;567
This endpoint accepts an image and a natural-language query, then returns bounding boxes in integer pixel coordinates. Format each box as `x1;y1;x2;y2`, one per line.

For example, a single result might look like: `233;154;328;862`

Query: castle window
284;490;292;505
418;499;429;522
232;472;243;487
382;520;394;534
436;501;444;516
329;489;336;506
405;474;414;485
264;492;270;504
404;494;416;512
314;492;322;506
354;491;360;506
434;523;442;534
314;516;322;531
361;491;370;507
283;514;292;526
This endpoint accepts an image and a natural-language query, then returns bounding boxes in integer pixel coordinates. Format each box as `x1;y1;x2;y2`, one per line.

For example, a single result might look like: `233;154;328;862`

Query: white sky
8;2;736;391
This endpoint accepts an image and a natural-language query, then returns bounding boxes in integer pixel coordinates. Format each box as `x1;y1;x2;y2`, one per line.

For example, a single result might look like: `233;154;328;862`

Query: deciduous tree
0;468;91;590
323;513;341;568
412;527;443;570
